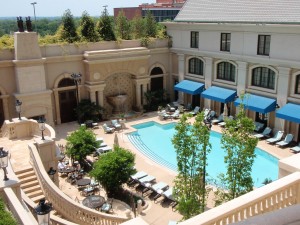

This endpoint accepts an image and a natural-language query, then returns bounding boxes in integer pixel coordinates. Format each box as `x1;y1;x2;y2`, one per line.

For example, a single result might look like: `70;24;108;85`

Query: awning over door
234;94;276;114
174;80;205;95
201;86;237;103
276;103;300;124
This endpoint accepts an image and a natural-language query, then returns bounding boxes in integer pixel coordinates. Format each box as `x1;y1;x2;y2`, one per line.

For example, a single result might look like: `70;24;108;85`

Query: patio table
82;195;105;209
59;167;75;174
76;178;91;186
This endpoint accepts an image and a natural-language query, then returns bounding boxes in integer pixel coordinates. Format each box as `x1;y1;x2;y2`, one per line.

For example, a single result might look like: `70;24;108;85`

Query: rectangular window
220;33;231;51
190;31;199;48
257;35;271;56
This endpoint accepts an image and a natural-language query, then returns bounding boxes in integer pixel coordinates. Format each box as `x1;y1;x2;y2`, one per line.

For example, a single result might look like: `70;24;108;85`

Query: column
178;54;185;103
203;57;213;109
275;67;291;131
2;96;10;120
135;82;142;110
89;91;96;103
236;61;248;96
142;81;148;106
53;89;61;124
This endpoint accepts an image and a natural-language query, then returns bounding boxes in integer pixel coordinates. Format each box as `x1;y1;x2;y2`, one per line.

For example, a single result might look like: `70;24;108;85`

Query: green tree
65;126;99;166
0;198;17;225
75;99;104;123
96;7;115;41
115;10;130;40
172;112;211;219
144;11;156;38
90;146;136;196
216;98;258;205
130;14;145;39
78;11;99;42
57;9;79;43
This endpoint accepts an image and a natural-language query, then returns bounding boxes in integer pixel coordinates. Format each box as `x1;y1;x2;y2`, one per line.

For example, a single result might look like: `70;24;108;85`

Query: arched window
188;58;203;75
58;78;74;88
252;67;275;89
217;62;235;82
295;74;300;94
151;67;164;75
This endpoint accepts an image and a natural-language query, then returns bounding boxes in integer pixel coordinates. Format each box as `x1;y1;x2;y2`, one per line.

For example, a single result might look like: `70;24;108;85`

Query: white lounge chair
129;171;148;184
142;181;169;196
291;144;300;153
189;106;200;116
138;175;156;184
102;123;115;133
96;146;112;154
162;187;178;208
170;109;180;119
253;127;272;139
111;120;122;129
276;134;293;147
212;114;224;124
266;131;284;144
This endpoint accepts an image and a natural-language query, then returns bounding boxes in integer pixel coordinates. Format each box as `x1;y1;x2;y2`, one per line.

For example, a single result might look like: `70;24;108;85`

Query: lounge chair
254;122;265;132
167;104;176;112
291;143;300;153
253;127;272;139
276;134;293;147
218;115;234;127
189;106;200;116
129;171;148;184
162;187;178;208
111;120;122;129
102;123;115;133
170;110;180;119
212;114;224;124
138;175;156;184
141;181;169;196
96;146;112;154
266;131;284;144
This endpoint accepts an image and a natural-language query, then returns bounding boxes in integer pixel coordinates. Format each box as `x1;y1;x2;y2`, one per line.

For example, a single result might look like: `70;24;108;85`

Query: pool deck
1;111;294;225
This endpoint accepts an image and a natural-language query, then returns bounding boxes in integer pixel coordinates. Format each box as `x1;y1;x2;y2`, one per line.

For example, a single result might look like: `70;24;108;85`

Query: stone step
31;194;45;204
20;175;36;184
17;170;35;179
23;185;41;193
27;190;44;198
21;180;39;189
15;167;33;175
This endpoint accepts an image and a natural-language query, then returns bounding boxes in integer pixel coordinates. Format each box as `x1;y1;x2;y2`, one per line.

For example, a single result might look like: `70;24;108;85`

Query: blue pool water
127;121;278;187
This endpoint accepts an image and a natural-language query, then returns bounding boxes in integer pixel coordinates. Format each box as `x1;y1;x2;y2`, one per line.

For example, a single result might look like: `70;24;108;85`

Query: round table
82;195;105;209
76;178;91;186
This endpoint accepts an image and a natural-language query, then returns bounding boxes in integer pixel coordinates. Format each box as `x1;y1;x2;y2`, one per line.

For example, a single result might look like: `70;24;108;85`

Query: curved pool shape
127;121;278;187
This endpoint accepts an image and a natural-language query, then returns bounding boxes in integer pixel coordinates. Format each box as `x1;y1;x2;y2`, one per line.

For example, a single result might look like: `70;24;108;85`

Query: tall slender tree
216;96;258;205
96;7;115;41
115;10;130;40
144;10;157;38
78;11;99;42
130;14;145;39
57;9;79;43
172;112;211;219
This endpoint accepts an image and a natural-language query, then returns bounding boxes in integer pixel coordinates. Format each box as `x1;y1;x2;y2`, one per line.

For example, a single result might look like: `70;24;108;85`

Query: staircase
15;167;45;203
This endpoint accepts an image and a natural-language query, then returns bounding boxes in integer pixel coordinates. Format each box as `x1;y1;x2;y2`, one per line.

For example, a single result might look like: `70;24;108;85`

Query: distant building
114;0;186;22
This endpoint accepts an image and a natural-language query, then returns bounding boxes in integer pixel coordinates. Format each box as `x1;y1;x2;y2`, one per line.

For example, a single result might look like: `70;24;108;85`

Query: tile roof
175;0;300;24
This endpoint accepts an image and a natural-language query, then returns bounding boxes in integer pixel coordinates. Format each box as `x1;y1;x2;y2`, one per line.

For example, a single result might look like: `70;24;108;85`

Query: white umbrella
114;133;119;147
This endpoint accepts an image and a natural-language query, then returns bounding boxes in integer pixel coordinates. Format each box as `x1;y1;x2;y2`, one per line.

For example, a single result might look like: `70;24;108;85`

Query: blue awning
276;103;300;124
201;86;237;103
174;80;205;95
234;94;276;114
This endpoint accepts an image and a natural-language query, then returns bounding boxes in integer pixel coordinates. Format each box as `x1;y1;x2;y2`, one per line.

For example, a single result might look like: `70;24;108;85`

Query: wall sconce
0;147;9;181
38;117;46;140
35;199;52;225
15;99;22;120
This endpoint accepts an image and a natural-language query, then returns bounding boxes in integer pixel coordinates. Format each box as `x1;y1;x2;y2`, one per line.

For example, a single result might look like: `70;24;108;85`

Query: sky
1;0;156;17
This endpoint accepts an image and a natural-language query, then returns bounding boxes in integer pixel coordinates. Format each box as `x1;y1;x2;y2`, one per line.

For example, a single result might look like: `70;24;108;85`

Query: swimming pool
127;121;278;187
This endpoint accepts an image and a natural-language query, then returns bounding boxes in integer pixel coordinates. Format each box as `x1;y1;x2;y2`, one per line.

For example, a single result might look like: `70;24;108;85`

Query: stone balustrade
178;171;300;225
28;143;128;225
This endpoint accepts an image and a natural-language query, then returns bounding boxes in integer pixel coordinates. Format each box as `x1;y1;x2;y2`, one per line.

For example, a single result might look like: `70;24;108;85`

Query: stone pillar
89;91;96;103
1;95;10;120
178;54;185;103
236;61;248;96
275;67;291;131
203;57;213;109
133;78;150;110
53;89;61;124
35;138;59;186
135;82;142;110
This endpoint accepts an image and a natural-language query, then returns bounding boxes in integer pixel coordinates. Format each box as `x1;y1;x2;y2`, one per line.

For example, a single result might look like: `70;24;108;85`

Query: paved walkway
0;112;294;225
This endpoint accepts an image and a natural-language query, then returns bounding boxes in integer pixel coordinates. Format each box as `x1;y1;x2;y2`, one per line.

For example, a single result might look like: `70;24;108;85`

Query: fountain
107;94;128;114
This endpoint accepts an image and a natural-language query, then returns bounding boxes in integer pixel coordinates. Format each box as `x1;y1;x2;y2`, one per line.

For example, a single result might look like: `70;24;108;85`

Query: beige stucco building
0;32;170;127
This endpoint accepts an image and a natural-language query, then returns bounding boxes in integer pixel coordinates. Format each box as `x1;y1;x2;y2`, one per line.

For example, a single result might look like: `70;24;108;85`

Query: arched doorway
150;67;164;92
0;92;4;126
58;78;77;123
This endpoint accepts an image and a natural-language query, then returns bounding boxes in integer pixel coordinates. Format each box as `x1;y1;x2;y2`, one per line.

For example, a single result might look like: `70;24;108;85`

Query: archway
58;78;77;123
150;67;164;92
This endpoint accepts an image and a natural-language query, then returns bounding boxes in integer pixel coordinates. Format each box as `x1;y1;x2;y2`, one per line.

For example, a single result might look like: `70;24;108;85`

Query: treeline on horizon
0;9;168;49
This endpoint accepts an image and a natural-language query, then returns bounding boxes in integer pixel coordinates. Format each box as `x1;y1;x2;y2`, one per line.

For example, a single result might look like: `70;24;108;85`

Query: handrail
178;172;300;225
28;143;128;225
